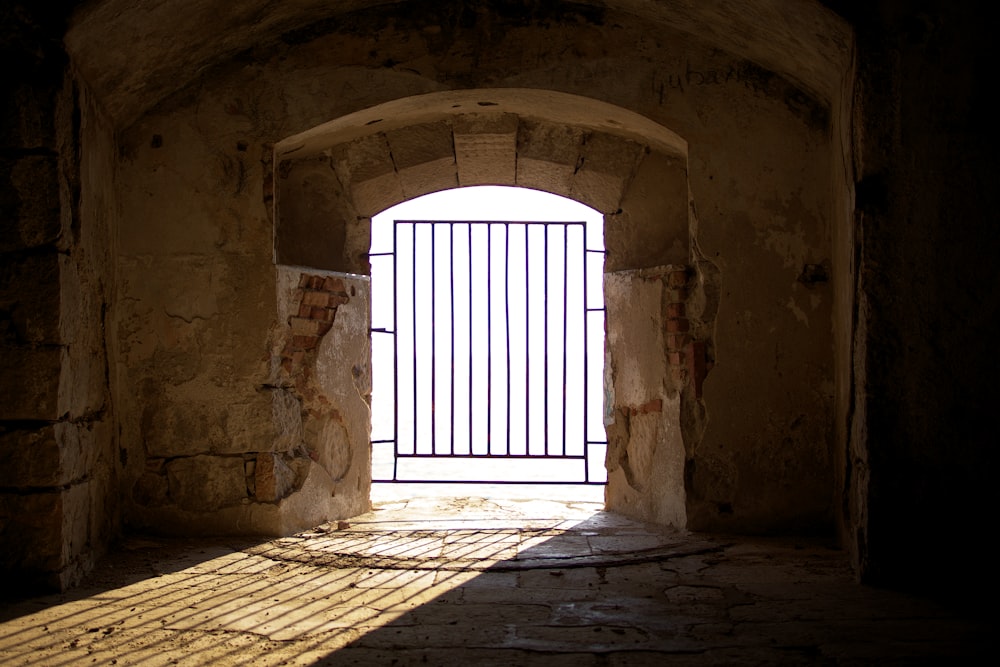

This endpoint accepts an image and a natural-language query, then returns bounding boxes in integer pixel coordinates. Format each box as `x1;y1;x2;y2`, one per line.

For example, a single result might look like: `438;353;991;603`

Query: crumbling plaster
103;0;844;536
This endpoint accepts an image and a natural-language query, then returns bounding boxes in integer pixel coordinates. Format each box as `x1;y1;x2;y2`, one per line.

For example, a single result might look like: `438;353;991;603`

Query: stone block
276;158;356;271
0;155;62;253
167;455;247;511
570;132;644;214
0;344;62;420
0;424;61;487
385;121;454;170
59;258;109;419
516;121;584;198
0;421;101;488
255;452;297;502
606;151;689;270
386;121;458;198
0;490;65;574
454;113;518;186
397;156;458;200
144;393;283;457
351;171;405;218
61;481;92;572
132;471;170;507
332;134;404;217
0;83;57;151
0;252;61;344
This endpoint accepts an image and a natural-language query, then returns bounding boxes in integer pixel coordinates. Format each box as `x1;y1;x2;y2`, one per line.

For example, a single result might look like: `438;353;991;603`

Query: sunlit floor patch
0;497;988;666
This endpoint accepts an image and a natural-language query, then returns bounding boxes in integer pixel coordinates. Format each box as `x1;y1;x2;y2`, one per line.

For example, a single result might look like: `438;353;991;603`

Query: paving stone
0;496;989;665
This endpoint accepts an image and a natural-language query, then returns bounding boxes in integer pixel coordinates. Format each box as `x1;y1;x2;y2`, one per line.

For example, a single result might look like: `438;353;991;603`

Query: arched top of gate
275;89;688;161
274;89;692;272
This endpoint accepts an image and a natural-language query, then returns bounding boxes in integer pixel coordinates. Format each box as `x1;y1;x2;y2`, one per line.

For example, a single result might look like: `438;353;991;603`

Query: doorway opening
369;187;607;501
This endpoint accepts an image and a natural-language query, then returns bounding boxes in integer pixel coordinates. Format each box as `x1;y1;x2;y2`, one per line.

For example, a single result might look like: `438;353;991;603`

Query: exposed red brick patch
323;276;346;293
666;333;689;351
666;318;690;333
667;269;689;288
292;334;320;349
687;340;707;399
280;272;354;374
627;398;662;416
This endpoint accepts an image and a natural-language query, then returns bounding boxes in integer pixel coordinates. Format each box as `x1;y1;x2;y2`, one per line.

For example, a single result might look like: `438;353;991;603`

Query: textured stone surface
0;345;62;420
166;456;248;511
275;157;353;272
0;253;61;344
454;113;518;187
0;156;62;252
3;0;989;614
386;121;457;198
569;132;643;214
0;497;987;665
112;1;836;541
515;121;584;200
255;452;296;502
0;421;103;488
607;151;689;270
604;269;686;527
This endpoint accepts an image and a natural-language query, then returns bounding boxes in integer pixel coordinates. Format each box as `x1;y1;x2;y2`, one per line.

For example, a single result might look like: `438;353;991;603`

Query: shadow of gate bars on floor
370;219;607;485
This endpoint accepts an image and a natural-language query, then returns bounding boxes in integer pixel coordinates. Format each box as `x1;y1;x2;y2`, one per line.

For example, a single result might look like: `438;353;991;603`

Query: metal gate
370;220;606;484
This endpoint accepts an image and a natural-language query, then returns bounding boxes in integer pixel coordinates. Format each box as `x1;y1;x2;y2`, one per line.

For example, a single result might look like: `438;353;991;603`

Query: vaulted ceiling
65;0;852;129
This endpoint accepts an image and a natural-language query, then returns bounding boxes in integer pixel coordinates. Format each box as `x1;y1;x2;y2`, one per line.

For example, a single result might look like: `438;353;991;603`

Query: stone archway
272;89;708;529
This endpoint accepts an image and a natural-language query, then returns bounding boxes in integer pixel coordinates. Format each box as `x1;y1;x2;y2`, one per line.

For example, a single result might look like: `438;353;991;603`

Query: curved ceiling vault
65;0;852;130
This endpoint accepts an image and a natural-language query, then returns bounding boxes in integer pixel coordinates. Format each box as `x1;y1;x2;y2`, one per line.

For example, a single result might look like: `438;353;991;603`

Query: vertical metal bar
411;222;418;460
468;223;473;456
487;223;492;455
525;223;530;455
543;223;550;456
431;222;437;455
582;223;590;482
504;222;511;456
449;222;455;455
562;225;569;457
393;221;400;481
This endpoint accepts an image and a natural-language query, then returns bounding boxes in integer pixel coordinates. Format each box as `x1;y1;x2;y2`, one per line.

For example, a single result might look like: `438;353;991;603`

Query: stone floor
0;494;989;665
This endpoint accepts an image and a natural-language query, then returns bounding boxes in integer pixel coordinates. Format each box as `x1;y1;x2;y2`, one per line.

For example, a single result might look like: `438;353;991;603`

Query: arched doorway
272;90;695;528
368;186;606;493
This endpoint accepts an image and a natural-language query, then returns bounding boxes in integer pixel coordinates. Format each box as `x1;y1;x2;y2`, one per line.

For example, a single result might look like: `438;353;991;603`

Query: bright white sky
370;185;604;252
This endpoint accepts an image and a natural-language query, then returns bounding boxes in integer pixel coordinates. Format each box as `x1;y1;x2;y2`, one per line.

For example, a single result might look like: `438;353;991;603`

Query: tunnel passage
273;90;700;529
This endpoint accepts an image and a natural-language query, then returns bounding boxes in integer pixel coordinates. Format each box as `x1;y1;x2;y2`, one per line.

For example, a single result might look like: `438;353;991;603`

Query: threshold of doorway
371;481;605;507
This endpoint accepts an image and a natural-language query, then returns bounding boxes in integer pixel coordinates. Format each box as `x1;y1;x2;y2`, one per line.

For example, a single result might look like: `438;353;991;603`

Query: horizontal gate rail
371;219;607;485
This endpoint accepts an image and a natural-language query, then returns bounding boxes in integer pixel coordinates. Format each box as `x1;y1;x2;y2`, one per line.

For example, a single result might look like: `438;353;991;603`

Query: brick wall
280;273;352;375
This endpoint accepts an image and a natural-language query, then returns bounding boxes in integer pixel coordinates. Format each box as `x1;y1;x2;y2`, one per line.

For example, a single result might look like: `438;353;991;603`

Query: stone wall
2;0;991;606
107;1;841;536
0;2;120;590
833;0;998;605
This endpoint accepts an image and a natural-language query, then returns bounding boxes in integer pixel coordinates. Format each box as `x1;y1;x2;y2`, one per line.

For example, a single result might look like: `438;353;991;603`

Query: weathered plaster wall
275;102;690;524
110;1;843;535
604;267;690;526
682;76;836;532
835;0;997;605
0;1;120;590
115;110;377;535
